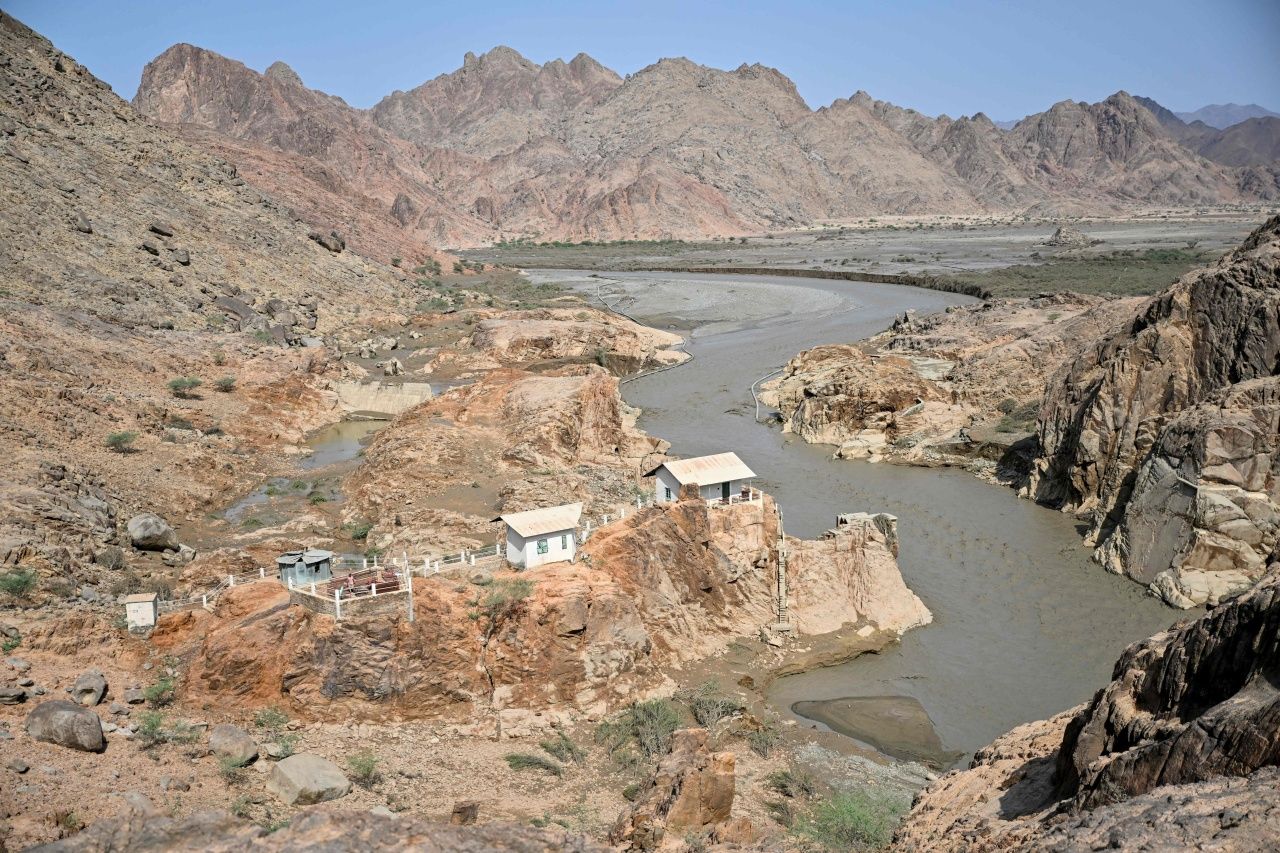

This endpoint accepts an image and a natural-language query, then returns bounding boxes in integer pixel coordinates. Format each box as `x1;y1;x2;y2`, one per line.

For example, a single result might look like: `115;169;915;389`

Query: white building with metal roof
493;503;583;569
645;452;758;506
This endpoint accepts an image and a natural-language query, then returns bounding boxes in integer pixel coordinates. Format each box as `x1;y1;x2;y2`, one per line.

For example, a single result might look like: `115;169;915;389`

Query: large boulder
26;700;105;752
266;753;351;805
208;723;257;766
71;669;107;706
126;513;178;551
610;728;739;849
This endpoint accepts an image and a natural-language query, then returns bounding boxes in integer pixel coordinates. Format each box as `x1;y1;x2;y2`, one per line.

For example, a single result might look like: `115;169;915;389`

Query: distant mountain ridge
1176;102;1280;129
132;43;1280;250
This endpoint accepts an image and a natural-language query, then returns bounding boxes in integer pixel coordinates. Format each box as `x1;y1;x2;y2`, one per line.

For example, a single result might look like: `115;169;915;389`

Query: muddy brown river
535;269;1180;766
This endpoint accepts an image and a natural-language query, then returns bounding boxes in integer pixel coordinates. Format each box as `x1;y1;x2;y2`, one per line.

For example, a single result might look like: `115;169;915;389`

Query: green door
722;482;731;501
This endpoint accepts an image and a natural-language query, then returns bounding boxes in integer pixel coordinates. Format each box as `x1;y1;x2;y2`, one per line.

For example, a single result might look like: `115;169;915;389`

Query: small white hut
124;592;159;630
645;452;757;505
494;503;582;569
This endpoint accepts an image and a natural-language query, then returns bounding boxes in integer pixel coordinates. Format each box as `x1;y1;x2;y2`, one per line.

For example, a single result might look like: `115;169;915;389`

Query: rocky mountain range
1176;102;1280;129
132;44;1280;252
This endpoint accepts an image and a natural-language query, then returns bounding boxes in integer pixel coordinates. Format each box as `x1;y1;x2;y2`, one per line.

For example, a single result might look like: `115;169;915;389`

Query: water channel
533;269;1179;765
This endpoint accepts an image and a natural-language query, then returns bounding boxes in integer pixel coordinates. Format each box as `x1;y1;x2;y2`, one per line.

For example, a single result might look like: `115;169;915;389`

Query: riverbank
531;268;1179;767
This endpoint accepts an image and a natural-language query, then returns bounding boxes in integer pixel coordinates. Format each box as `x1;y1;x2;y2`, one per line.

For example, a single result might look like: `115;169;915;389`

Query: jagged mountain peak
264;60;303;87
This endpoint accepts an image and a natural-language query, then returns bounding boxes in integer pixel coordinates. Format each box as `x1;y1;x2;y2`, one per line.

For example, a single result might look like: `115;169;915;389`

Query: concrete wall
653;469;682;503
335;381;433;416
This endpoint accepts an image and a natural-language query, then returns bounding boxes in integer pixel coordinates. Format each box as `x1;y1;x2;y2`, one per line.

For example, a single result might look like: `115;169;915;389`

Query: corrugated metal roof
645;452;755;486
276;549;334;567
123;592;157;603
495;502;583;537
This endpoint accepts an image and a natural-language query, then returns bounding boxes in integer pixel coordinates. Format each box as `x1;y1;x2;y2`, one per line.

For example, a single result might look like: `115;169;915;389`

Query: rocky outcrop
895;568;1280;851
157;492;921;725
1030;217;1280;605
610;728;740;849
126;513;178;552
208;723;258;766
1044;224;1091;247
465;309;686;374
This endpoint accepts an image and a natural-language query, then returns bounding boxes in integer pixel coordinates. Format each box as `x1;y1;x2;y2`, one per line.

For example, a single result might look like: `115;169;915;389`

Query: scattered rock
266;753;351;805
25;700;105;752
122;687;145;705
72;212;92;234
126;512;178;551
6;657;30;673
7;758;29;773
208;723;257;766
0;686;26;705
450;801;479;825
149;221;175;237
307;230;345;253
71;669;107;707
172;248;190;265
1044;224;1091;247
140;240;160;256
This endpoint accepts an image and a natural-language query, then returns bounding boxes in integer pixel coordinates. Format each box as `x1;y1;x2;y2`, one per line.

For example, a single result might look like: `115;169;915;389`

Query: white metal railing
705;487;763;509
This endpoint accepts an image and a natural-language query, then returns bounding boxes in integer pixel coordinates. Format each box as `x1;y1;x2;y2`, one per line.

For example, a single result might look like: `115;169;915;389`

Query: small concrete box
124;592;159;630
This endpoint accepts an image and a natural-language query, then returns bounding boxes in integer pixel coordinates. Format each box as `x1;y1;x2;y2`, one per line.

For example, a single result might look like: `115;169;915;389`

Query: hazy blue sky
6;0;1279;119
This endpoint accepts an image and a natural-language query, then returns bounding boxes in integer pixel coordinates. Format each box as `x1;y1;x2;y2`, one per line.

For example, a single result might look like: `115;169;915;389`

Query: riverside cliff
894;569;1280;851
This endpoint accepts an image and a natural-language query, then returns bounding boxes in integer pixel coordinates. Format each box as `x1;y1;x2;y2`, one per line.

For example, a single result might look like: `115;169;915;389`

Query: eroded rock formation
1031;216;1280;605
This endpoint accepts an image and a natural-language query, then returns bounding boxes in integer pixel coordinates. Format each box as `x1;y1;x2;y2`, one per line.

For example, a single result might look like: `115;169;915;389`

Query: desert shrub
391;257;402;267
747;723;782;758
997;398;1017;415
135;712;199;748
0;568;37;598
792;789;908;850
105;431;138;453
676;681;743;727
167;377;202;398
165;416;194;431
218;753;250;783
345;520;373;541
473;578;533;638
346;750;381;787
2;632;20;653
596;698;680;762
254;707;289;733
621;782;642;802
144;676;176;708
539;731;586;764
230;795;252;818
213;376;236;393
504;752;563;776
764;769;817;799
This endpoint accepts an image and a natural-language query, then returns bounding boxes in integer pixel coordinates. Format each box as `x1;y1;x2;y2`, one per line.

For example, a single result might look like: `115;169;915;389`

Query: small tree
168;377;202;398
473;578;533;641
212;376;236;393
0;569;37;599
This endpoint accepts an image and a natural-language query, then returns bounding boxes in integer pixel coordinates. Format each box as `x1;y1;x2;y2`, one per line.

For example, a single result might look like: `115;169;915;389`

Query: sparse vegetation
764;768;817;800
0;568;37;598
212;376;236;393
1;632;19;654
346;750;381;787
344;520;373;541
143;676;176;708
596;698;680;763
218;753;250;784
167;376;202;398
747;722;782;758
676;681;743;727
230;795;252;818
792;789;908;850
105;430;139;453
135;711;200;748
540;731;586;764
504;752;564;776
472;577;534;640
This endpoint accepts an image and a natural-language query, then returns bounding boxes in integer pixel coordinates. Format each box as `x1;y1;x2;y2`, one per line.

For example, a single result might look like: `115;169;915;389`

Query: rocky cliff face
158;492;923;726
895;570;1280;851
1030;217;1280;606
129;35;1277;246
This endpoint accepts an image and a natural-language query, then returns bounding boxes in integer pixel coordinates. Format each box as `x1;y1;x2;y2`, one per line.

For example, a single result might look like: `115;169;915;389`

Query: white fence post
310;582;316;594
334;588;342;620
371;582;377;597
259;567;265;579
406;569;414;623
362;557;368;570
228;574;234;587
201;595;207;608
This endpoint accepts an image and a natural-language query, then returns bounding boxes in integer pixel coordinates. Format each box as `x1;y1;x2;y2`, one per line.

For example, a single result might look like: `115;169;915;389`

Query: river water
534;269;1179;764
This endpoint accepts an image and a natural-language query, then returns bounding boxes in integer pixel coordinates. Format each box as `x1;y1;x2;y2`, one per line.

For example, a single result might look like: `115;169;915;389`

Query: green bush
105;431;139;453
764;768;817;799
144;676;176;708
135;711;199;748
167;377;202;398
596;698;680;762
346;750;381;787
0;568;37;598
253;707;289;733
218;753;250;783
539;731;586;764
747;723;782;758
345;520;373;541
676;681;743;727
213;376;236;393
504;752;563;776
473;578;534;638
2;632;20;653
793;790;908;850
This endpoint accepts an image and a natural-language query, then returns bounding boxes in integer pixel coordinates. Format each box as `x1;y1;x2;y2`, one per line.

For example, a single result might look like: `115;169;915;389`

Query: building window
560;534;567;549
537;539;549;555
665;487;673;500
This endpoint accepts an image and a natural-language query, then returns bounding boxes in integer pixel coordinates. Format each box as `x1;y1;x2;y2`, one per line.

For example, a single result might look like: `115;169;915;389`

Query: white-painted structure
646;452;757;505
124;592;159;630
494;503;582;569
